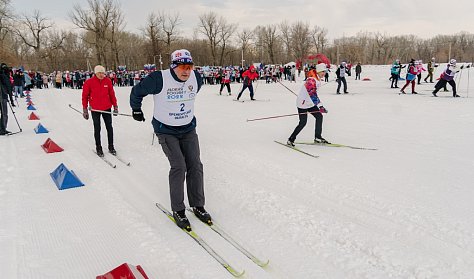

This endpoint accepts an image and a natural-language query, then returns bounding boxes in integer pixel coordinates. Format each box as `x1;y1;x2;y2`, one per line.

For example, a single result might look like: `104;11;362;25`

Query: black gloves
132;108;145;122
83;108;89;120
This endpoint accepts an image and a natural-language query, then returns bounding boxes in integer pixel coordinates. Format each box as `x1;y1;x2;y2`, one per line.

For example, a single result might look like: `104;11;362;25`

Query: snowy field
1;64;474;279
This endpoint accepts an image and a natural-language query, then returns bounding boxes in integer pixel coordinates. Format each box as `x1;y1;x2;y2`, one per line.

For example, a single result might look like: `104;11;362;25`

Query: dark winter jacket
0;70;13;100
13;72;24;86
130;69;203;135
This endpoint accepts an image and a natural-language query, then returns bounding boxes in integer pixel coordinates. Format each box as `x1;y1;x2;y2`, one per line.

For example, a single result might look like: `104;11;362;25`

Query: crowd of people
0;55;465;138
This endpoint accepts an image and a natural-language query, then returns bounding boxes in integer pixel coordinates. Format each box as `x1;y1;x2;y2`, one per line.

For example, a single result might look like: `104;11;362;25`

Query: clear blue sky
11;0;474;39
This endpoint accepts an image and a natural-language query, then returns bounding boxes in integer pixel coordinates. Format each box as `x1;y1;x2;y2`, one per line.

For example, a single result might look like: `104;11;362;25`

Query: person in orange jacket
82;65;118;157
236;65;259;101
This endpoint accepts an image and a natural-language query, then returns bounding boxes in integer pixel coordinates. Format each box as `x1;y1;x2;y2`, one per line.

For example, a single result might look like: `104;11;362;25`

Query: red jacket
242;65;259;85
82;75;117;110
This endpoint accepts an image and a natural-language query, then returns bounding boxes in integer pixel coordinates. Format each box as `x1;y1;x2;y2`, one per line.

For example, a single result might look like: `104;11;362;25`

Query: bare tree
70;0;121;66
291;21;311;62
159;11;180;59
217;21;236;65
198;11;222;65
142;12;162;60
310;25;328;53
105;6;125;70
279;21;292;62
0;0;11;42
13;10;53;53
237;28;253;66
254;24;279;64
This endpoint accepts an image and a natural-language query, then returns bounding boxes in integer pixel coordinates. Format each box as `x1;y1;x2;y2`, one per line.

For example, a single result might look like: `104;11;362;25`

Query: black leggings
220;83;231;93
289;106;323;142
433;79;456;95
91;109;114;148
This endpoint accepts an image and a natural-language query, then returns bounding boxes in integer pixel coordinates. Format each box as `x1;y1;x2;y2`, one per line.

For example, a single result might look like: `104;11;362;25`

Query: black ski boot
173;210;191;231
193;206;213;225
108;145;117;155
96;146;104;157
286;140;295;147
314;138;331;144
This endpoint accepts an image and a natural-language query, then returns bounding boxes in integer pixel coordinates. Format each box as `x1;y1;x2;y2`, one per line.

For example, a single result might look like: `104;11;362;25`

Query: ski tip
227;267;245;277
126;162;131;166
258;259;270;268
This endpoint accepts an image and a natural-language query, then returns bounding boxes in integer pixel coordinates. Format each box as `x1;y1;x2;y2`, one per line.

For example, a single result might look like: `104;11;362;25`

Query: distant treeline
1;0;473;71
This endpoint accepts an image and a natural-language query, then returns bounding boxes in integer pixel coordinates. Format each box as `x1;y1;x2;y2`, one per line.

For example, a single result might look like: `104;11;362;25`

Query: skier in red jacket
236;65;259;101
82;65;118;157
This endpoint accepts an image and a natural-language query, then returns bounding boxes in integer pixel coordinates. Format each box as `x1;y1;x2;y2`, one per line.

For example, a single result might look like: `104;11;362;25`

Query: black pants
337;77;347;93
391;74;399;87
433;79;456;96
0;98;8;133
237;84;254;100
355;72;361;80
91;109;114;148
157;129;205;212
289;106;323;142
219;83;231;94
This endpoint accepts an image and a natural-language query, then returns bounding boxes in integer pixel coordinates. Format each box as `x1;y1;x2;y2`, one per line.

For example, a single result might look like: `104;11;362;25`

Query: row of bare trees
1;0;474;72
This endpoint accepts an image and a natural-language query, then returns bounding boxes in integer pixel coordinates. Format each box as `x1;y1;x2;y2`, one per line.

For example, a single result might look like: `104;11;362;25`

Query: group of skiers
392;58;461;97
3;50;468;234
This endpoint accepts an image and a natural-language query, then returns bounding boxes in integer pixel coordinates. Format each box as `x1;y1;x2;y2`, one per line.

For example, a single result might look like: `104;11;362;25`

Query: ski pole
456;64;464;93
277;78;336;97
467;63;471;98
89;107;132;117
8;100;22;132
277;80;297;96
68;104;83;115
247;110;324;122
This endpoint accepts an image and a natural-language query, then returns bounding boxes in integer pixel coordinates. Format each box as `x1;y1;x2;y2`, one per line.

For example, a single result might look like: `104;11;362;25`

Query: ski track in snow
2;64;474;278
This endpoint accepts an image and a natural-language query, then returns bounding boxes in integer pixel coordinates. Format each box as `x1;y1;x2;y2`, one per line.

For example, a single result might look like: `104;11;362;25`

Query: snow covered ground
1;64;474;279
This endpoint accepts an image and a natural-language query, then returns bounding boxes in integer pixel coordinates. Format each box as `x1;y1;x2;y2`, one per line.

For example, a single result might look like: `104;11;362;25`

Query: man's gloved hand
83;108;89;120
132;108;145;122
319;106;328;113
113;106;118;116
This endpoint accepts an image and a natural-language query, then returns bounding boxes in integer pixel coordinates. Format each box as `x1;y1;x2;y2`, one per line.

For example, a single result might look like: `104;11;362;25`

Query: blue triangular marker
50;163;85;190
34;123;49;134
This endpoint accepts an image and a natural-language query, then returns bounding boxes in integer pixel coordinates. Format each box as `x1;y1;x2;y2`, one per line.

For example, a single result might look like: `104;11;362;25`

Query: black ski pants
219;83;231;94
237;84;254;100
91;109;114;148
289;106;323;142
0;98;8;133
336;77;347;93
433;79;457;96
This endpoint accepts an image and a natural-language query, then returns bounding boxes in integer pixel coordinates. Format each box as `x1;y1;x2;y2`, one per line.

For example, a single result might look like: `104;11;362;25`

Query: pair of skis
275;140;377;158
233;99;270;103
94;150;131;168
155;202;269;277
